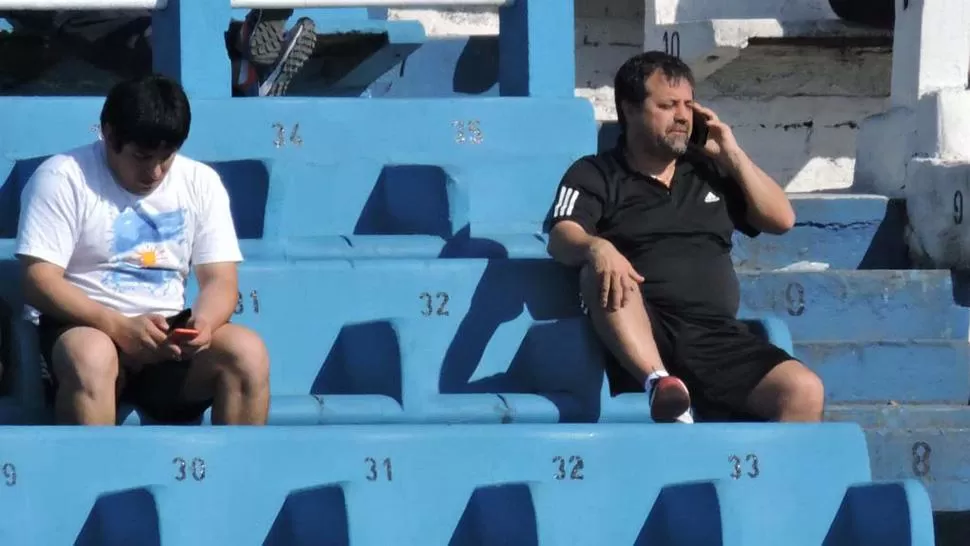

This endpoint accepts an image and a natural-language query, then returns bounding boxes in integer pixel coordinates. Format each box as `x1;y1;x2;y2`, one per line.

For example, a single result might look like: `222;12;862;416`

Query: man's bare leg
745;359;825;422
183;324;270;425
579;264;691;422
50;327;122;425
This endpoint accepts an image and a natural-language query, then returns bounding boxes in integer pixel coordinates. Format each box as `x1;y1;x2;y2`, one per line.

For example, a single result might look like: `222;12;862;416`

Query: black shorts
582;295;794;422
37;314;212;424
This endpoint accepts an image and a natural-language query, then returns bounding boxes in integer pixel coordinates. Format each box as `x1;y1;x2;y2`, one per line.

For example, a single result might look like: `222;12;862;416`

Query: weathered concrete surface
731;193;908;271
738;270;969;341
905;159;970;269
802;340;969;404
827;404;970;512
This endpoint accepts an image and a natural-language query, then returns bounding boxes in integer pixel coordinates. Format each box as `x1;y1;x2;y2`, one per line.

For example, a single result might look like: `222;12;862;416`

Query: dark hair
100;74;191;153
614;51;695;136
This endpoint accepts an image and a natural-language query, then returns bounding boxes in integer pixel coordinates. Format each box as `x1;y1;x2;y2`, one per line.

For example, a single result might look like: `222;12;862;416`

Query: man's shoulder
170;154;220;182
33;142;99;181
565;148;621;185
168;154;225;197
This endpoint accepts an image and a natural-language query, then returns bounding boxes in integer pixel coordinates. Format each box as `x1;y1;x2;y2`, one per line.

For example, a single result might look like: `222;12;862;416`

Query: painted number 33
729;454;760;479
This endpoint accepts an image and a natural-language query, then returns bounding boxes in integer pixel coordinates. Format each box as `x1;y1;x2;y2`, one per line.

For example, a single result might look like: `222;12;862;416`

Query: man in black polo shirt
547;51;825;424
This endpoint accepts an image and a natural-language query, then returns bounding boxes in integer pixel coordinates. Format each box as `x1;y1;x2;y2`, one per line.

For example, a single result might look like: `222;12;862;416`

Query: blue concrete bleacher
0;0;944;541
0;424;936;545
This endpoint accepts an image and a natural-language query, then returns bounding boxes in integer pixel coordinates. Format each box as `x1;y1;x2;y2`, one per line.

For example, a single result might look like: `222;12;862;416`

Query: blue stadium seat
0;423;935;545
0;98;594;259
136;259;791;425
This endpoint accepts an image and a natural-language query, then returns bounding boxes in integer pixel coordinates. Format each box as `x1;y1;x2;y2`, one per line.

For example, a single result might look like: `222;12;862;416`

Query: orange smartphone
169;327;198;342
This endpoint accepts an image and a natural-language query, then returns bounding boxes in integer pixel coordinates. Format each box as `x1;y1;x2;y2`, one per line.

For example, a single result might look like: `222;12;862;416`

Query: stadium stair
0;0;940;543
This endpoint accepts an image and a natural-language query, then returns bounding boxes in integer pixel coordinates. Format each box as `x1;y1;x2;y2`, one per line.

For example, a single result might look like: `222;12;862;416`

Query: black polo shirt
548;146;760;319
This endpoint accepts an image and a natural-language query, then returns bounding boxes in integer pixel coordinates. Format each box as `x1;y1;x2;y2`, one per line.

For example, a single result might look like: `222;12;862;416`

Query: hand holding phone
689;108;710;149
166;310;199;342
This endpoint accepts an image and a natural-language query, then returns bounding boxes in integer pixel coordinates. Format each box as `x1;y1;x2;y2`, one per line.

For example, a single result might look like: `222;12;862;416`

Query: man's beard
648;130;688;157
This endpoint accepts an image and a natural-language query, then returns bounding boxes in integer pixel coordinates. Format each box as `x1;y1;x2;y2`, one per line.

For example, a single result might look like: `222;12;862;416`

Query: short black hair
614;51;695;135
100;74;191;153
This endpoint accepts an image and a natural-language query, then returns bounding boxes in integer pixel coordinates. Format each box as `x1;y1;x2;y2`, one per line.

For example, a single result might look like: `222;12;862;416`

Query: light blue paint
0;424;936;545
738;270;970;341
0;0;948;536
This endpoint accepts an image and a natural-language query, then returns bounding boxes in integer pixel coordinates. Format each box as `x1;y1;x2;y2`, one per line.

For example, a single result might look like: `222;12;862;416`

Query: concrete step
801;341;969;405
739;270;968;341
646;0;891;81
826;403;970;512
732;193;908;271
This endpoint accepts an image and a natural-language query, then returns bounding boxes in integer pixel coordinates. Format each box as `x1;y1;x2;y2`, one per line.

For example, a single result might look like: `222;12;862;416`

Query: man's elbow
759;209;796;235
774;208;796;233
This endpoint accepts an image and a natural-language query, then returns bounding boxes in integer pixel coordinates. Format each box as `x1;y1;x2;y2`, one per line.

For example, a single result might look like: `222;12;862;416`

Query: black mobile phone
166;309;192;329
689;110;709;148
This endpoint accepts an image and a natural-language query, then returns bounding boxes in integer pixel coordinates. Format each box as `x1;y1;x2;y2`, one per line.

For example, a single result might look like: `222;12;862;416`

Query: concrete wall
391;0;891;193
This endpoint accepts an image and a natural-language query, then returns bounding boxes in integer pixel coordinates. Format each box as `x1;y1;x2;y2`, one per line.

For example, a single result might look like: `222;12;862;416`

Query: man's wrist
584;237;610;262
717;145;747;177
92;307;126;340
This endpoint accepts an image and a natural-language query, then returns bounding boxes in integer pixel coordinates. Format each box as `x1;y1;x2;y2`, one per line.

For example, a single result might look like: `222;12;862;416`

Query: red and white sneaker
648;374;693;424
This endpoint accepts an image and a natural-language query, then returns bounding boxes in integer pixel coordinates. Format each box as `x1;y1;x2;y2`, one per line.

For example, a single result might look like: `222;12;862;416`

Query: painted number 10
663;31;681;57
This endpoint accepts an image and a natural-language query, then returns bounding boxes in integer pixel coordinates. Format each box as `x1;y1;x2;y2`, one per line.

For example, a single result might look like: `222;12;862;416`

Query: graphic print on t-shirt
102;201;187;296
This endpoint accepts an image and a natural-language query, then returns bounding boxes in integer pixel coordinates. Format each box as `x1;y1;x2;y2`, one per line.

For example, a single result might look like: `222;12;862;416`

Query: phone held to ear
166;309;198;340
689;110;709;149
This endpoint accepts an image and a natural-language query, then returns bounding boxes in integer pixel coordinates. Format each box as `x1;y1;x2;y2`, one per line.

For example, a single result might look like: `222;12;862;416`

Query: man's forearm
547;222;606;267
24;270;123;335
192;278;238;328
720;146;795;234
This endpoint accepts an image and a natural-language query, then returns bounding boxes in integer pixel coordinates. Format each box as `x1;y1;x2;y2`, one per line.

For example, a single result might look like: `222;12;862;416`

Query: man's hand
692;102;741;162
586;239;645;311
174;315;213;359
109;313;173;365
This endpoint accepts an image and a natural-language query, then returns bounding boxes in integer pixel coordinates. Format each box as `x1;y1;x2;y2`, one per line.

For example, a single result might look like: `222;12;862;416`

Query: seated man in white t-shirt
15;74;270;425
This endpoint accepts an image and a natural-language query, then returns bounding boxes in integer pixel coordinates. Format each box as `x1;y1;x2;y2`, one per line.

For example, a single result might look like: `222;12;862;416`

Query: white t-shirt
16;141;243;318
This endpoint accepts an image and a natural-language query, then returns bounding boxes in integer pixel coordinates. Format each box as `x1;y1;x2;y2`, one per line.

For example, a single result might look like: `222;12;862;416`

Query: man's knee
772;360;825;421
51;327;119;392
207;324;269;388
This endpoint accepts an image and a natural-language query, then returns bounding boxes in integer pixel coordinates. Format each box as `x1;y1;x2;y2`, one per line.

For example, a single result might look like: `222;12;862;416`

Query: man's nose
674;104;691;123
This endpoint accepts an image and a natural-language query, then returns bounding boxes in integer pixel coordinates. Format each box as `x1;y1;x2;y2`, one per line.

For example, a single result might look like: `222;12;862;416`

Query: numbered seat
122;258;789;426
0;98;593;261
0;422;935;545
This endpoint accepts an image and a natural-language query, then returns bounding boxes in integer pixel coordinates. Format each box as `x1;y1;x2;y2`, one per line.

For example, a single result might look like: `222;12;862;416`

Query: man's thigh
670;316;794;422
38;314;211;424
178;323;267;402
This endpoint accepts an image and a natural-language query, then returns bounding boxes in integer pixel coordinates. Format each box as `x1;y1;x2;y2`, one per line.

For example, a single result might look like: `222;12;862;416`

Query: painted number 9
1;463;15;486
954;191;963;225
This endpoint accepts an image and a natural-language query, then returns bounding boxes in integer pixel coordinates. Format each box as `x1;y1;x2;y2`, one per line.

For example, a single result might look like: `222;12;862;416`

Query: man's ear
100;123;114;146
